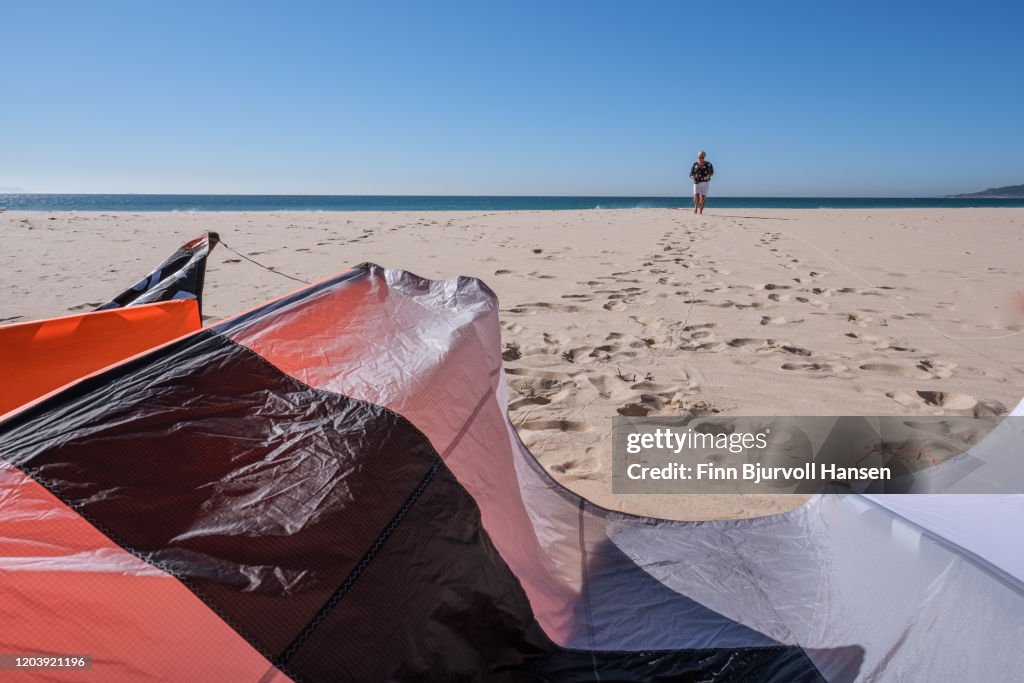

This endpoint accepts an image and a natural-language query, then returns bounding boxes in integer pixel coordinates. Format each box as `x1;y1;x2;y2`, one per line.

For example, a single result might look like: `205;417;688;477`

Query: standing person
689;151;714;214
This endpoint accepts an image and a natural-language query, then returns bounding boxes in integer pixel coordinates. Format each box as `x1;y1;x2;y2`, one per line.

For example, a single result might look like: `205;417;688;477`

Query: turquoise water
2;194;1024;212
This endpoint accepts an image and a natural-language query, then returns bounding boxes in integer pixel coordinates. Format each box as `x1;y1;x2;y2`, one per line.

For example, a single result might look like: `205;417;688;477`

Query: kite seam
276;459;442;667
577;500;597;651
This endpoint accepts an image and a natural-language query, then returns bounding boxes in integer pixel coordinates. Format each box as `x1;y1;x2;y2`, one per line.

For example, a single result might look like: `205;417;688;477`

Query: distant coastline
3;193;1024;212
947;183;1024;199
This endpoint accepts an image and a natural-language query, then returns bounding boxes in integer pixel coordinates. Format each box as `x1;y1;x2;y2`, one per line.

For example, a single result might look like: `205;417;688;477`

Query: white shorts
693;181;710;196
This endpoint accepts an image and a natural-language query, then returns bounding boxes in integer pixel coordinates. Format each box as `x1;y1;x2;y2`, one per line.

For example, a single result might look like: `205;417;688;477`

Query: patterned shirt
690;161;714;183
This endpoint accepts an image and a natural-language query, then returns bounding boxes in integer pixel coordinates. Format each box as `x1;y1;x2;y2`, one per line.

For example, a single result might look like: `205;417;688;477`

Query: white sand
3;208;1022;519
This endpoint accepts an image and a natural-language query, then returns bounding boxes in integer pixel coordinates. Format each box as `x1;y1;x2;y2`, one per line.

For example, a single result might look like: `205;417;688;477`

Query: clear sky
3;1;1021;196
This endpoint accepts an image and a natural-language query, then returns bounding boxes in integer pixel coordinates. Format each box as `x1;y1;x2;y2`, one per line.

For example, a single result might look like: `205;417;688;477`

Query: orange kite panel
0;300;201;416
0;463;289;682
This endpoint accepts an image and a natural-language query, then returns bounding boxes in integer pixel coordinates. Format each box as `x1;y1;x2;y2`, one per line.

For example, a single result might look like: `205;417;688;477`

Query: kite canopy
95;231;218;312
1;247;1023;681
0;233;218;416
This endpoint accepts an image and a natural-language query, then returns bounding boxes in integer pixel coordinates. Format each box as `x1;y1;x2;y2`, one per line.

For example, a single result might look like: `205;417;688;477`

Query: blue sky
3;1;1021;196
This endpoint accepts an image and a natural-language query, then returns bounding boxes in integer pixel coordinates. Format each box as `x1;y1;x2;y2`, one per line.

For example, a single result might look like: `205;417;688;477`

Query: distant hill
948;184;1024;198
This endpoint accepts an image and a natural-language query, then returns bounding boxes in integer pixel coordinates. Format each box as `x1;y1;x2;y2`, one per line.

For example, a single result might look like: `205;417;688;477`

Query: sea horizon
3;193;1024;212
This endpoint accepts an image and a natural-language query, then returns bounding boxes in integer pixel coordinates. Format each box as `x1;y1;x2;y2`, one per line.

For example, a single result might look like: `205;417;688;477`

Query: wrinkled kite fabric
95;231;219;313
1;264;1022;682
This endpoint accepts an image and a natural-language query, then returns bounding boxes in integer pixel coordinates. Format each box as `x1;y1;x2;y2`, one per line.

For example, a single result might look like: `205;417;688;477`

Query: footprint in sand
585;342;639;361
779;344;813;356
860;359;955;380
726;338;812;356
576;366;695;416
586;373;640;401
727;338;767;349
505;366;570;380
760;315;804;326
504;367;575;399
505;302;584;315
845;312;887;327
549;459;580;474
501;321;524;334
617;397;664;417
517;418;589;432
561;346;596;364
502;343;523;361
67;302;103;311
693;341;728;352
781;362;855;379
886;390;1005;417
844;332;918;353
541;331;572;348
547;454;603;480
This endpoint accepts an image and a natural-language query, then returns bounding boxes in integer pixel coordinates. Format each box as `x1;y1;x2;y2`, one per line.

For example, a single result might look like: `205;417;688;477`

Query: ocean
2;194;1024;212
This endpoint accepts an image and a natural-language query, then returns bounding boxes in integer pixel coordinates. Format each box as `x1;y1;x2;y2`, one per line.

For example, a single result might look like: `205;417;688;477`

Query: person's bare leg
693;193;699;213
698;194;706;214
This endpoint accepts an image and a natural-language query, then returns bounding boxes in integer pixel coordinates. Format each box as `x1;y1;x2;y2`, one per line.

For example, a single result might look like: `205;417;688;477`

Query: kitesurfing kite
0;234;1022;681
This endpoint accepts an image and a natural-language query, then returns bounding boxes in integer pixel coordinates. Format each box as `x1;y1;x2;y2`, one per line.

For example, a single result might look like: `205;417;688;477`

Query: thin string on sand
713;215;1024;375
680;287;697;329
218;240;312;284
786;231;1024;342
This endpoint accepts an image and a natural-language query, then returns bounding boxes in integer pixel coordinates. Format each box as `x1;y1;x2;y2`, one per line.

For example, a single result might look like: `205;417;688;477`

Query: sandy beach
3;207;1022;519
